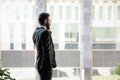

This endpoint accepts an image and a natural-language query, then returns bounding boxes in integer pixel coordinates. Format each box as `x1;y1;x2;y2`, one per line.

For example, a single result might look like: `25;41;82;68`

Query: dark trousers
37;69;52;80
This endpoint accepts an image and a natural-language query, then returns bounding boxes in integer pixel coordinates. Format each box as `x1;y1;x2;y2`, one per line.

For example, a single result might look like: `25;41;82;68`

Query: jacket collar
36;26;46;30
36;27;52;34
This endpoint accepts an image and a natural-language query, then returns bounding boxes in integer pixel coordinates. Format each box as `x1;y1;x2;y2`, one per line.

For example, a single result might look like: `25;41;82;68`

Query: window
99;6;102;20
22;43;26;49
58;6;62;20
49;6;54;19
32;6;36;19
6;5;10;18
21;23;26;49
93;44;116;49
10;43;14;49
51;23;60;49
66;6;71;20
65;23;79;49
75;6;79;20
118;6;120;20
65;23;79;42
65;43;78;49
9;23;14;43
15;5;21;20
93;27;116;42
23;5;29;19
104;27;115;39
108;6;112;20
65;33;79;42
21;23;26;44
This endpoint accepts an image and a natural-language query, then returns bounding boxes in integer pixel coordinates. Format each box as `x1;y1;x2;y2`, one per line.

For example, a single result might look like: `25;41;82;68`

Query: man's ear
44;19;47;24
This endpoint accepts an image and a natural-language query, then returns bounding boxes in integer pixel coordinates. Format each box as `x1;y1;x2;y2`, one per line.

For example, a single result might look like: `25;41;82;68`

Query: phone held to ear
46;23;50;30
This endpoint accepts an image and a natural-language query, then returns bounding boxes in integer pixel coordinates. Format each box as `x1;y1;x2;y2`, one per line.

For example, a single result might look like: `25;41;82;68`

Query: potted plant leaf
116;64;120;80
0;68;16;80
0;60;16;80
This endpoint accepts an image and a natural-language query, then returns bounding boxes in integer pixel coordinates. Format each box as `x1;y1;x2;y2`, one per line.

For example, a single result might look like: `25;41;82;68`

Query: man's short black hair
38;13;50;25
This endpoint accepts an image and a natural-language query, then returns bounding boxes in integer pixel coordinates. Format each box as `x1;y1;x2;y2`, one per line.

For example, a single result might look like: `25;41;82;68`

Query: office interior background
0;0;120;80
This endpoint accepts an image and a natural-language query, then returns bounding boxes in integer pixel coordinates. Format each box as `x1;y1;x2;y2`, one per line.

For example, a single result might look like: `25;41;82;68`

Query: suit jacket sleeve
41;30;52;70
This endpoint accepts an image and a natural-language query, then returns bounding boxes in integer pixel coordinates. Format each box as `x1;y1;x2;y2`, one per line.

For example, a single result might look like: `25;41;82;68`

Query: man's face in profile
45;17;51;30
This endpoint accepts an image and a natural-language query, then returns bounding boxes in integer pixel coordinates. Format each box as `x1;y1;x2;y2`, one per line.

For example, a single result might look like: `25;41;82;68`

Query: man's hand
46;23;50;30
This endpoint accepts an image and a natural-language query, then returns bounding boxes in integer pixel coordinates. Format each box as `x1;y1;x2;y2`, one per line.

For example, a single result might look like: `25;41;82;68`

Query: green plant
116;64;120;76
0;68;15;80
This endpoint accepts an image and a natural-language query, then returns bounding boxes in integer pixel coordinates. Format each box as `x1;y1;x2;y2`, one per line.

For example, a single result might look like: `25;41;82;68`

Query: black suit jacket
33;27;57;71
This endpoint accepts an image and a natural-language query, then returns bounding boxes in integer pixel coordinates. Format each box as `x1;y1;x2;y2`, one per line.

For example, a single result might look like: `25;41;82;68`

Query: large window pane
0;0;36;79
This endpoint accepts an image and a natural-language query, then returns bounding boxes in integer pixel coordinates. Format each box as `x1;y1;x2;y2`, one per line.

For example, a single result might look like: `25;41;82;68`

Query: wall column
80;0;92;80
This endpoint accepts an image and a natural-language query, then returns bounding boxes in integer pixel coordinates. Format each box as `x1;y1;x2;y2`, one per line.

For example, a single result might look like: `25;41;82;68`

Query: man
32;13;57;80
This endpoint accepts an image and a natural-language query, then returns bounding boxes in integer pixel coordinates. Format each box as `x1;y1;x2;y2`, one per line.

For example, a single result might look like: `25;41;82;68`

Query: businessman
33;13;57;80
